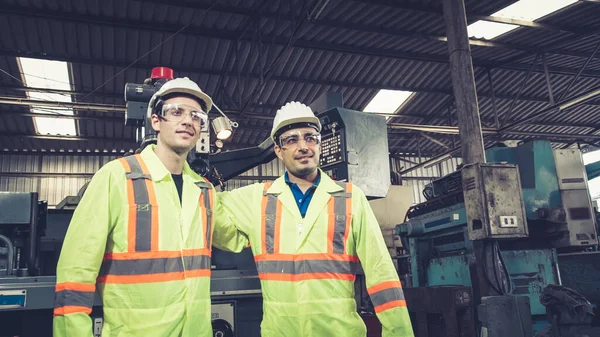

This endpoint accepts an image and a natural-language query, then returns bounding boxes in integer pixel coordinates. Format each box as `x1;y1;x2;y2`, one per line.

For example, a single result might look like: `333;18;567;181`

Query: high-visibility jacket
213;169;414;337
53;145;217;337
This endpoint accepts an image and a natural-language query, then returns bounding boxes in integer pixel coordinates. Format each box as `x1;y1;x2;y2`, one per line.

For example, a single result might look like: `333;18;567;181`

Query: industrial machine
396;139;600;337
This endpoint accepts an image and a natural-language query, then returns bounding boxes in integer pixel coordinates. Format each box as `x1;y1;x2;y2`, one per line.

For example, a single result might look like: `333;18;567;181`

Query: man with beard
213;101;414;337
53;78;220;337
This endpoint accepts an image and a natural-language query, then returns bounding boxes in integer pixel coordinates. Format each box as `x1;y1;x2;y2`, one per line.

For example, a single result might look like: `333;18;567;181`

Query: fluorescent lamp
467;0;577;40
363;89;414;114
18;57;77;136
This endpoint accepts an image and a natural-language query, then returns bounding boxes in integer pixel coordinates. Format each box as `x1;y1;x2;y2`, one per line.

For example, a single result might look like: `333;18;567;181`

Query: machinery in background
396;140;599;337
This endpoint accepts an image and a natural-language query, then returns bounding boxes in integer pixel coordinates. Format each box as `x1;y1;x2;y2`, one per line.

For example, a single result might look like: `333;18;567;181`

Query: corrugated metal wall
0;154;118;206
0;153;284;206
1;153;459;207
391;156;462;204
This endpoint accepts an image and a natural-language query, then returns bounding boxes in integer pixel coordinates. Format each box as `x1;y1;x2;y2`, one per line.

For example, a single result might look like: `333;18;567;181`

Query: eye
286;137;299;145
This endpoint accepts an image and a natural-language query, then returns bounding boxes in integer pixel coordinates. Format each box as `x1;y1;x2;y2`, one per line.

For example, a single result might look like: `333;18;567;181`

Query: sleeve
352;186;415;337
211;186;255;253
53;165;117;337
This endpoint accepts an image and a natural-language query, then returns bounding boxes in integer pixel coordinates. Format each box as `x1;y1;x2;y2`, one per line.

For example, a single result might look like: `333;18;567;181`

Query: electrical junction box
462;163;529;241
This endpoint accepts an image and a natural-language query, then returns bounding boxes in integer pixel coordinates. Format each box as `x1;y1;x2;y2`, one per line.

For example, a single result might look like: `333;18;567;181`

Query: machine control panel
319;132;344;167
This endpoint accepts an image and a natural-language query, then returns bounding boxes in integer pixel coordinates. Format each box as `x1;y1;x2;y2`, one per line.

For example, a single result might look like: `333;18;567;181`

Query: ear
274;145;284;161
151;114;161;133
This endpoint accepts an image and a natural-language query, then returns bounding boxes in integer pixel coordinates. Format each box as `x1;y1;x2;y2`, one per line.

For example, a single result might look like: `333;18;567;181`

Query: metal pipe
542;54;555;105
0;234;15;276
0;96;125;112
501;85;600;132
503;54;540;126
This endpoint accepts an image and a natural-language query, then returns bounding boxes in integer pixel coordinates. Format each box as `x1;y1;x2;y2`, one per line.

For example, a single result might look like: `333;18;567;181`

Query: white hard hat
147;77;213;117
270;101;321;141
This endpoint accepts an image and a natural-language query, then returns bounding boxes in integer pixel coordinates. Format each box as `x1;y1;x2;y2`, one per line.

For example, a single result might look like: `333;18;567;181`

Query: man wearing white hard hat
213;102;414;336
54;77;222;337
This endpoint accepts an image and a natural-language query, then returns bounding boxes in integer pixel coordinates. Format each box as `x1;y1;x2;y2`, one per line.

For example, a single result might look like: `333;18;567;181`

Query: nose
179;111;194;126
297;138;309;150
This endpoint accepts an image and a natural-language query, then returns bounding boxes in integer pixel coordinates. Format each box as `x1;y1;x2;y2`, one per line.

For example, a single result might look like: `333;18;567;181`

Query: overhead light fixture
363;89;414;115
211;103;238;140
18;57;77;136
467;0;577;40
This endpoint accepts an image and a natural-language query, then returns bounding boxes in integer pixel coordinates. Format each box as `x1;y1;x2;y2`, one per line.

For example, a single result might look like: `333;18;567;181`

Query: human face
151;96;205;155
274;127;321;178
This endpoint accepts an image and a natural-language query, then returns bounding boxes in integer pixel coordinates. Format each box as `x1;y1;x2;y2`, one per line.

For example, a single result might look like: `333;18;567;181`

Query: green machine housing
395;140;599;336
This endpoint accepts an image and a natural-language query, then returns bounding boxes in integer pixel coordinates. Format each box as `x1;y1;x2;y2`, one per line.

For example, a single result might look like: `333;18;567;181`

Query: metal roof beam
3;4;600;79
3;51;600;108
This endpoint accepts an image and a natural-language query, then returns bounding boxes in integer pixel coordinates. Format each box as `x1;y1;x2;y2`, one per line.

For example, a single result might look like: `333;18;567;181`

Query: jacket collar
266;168;343;196
139;144;203;183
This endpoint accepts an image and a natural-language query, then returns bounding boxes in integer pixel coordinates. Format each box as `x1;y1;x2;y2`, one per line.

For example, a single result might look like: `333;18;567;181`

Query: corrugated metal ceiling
0;0;600;156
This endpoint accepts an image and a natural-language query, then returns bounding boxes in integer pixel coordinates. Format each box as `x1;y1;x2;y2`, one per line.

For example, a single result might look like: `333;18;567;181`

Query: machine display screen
319;132;343;167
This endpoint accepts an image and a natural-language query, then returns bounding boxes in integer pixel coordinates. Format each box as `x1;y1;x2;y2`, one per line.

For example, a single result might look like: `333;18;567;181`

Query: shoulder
93;157;128;180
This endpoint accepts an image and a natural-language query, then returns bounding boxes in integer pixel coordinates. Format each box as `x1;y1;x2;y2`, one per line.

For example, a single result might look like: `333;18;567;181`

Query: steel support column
442;0;485;164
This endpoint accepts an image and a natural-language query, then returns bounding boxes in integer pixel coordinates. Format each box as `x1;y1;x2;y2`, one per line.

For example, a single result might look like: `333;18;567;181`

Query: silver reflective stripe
264;194;277;254
99;255;211;276
331;182;351;254
99;257;184;276
194;181;214;248
256;259;359;275
54;289;95;309
124;156;153;252
369;287;405;308
183;254;212;271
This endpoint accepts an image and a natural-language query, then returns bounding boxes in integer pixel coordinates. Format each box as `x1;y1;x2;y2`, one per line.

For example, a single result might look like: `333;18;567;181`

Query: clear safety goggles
159;103;208;129
278;131;321;149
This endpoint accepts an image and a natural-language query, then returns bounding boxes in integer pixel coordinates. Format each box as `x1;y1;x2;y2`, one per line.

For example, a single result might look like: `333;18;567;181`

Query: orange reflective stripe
367;280;402;294
200;192;208;248
144;179;159;251
273;199;282;254
55;282;95;292
261;183;268;255
327;197;335;254
343;183;352;255
374;300;407;313
53;305;92;316
119;158;137;252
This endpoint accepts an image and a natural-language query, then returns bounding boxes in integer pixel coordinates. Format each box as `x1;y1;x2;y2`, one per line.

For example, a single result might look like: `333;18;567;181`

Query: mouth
295;155;313;163
176;130;195;137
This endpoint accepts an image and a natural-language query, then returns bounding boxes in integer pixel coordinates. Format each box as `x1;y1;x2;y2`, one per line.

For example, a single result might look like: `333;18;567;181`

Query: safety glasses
278;131;321;149
159;103;208;129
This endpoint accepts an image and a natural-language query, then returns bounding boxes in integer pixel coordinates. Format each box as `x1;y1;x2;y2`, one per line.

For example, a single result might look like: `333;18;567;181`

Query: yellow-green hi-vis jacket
213;169;415;337
53;145;219;337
